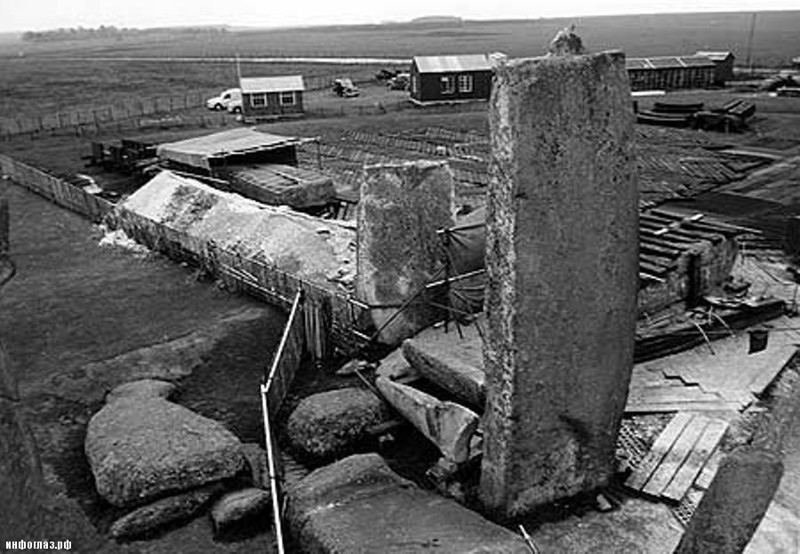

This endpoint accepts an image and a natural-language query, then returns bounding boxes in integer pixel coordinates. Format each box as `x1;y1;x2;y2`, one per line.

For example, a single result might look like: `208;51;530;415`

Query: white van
206;88;241;111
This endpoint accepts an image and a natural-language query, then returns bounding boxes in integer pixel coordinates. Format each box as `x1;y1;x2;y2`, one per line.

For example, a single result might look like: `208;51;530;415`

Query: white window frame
440;75;455;95
250;93;267;108
280;91;296;106
458;74;473;93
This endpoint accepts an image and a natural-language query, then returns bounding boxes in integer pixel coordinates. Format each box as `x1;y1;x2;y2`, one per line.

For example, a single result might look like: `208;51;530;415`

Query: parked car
333;78;360;97
387;73;410;91
375;69;398;82
206;88;241;111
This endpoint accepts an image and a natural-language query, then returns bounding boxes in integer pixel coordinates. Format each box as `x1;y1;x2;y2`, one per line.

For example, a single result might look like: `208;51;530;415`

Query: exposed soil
0;181;284;551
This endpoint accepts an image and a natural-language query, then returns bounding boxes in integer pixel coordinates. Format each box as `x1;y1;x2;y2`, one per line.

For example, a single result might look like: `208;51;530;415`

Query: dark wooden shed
409;54;492;105
240;75;305;121
626;56;717;91
695;51;735;85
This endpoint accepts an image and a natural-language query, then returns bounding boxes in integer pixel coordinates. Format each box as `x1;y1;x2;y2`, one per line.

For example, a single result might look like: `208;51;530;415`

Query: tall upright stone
479;51;639;518
356;161;455;345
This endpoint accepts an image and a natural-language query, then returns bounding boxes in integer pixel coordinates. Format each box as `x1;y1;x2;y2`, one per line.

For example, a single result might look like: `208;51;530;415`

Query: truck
206;88;241;111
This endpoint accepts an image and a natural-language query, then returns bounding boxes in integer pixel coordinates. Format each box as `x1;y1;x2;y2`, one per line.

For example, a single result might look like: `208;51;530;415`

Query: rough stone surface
287;453;529;553
676;448;784;554
402;332;485;410
105;379;177;404
287;387;391;462
110;484;222;540
210;488;272;535
241;442;268;488
479;52;639;518
356;161;456;345
85;397;245;507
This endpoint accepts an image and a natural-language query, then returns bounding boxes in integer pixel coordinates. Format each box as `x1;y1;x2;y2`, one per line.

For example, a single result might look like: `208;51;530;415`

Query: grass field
1;11;798;126
2;12;799;66
0;57;385;120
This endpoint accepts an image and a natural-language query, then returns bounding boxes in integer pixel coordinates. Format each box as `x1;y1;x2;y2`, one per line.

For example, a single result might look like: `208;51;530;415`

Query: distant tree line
21;25;228;42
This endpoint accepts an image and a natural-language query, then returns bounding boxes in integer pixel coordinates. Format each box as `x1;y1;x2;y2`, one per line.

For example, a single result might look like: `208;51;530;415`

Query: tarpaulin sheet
156;128;301;171
442;207;487;314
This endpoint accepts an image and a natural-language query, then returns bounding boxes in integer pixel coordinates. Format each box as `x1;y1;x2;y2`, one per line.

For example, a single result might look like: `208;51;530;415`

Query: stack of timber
625;413;728;503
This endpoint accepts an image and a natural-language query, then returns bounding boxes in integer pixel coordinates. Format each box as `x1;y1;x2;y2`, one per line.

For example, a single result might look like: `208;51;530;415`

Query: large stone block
479;51;639;518
85;397;245;507
287;453;529;553
356;161;455;345
675;448;783;554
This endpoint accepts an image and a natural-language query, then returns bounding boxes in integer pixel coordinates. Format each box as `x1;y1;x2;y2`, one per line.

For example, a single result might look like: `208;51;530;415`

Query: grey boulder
85;397;245;507
210;488;272;536
110;484;222;539
287;387;391;462
105;379;177;404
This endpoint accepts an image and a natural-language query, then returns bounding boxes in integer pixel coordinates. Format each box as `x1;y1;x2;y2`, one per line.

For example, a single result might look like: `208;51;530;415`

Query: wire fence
0;153;374;356
0;68;382;141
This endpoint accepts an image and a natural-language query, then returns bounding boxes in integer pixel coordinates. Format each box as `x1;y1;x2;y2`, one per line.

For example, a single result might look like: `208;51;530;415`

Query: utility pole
744;13;757;77
235;52;242;85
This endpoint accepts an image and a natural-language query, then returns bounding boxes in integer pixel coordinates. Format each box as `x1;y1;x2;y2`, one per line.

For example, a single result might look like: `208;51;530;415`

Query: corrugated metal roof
626;56;716;70
157;128;302;170
240;75;305;93
695;51;734;61
413;54;491;74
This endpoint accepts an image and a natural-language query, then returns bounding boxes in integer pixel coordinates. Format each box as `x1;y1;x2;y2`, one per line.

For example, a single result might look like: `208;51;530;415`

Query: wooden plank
625;412;694;490
661;419;729;502
627;385;722;404
747;345;798;396
694;450;723;490
643;416;710;497
625;401;740;414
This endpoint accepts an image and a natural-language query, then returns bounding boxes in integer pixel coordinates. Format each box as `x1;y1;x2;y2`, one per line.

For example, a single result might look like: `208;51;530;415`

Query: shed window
412;76;419;94
458;74;473;93
280;91;296;105
440;76;455;94
250;93;267;108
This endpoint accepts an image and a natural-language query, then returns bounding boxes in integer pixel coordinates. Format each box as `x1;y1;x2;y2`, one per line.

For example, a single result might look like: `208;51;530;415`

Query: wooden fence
0;154;115;223
0;154;372;356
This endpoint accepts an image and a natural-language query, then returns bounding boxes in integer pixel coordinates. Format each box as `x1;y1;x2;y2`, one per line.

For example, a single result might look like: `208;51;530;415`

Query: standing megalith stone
479;51;639;518
356;161;455;345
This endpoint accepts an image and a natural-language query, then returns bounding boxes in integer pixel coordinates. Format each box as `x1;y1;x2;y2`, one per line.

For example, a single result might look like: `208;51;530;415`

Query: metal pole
260;385;286;554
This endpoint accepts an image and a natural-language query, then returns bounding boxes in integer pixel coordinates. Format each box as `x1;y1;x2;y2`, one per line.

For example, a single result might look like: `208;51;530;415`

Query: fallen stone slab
110;483;223;540
105;379;177;404
402;334;486;410
287;387;391;462
287;453;529;554
210;488;272;536
85;397;245;507
376;376;479;463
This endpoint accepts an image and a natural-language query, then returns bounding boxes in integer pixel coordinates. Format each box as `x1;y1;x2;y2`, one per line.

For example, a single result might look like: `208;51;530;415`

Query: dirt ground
0;181;287;551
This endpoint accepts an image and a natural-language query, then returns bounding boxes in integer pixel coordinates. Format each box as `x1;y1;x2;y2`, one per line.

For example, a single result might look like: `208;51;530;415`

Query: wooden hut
626;56;717;91
695;51;735;85
240;76;305;121
409;54;492;105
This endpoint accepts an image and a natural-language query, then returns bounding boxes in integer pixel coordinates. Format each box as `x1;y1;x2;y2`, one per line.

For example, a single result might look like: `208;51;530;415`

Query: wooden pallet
625;412;729;503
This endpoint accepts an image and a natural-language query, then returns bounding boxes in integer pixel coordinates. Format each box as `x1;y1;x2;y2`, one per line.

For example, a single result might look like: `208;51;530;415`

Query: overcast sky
1;0;796;33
